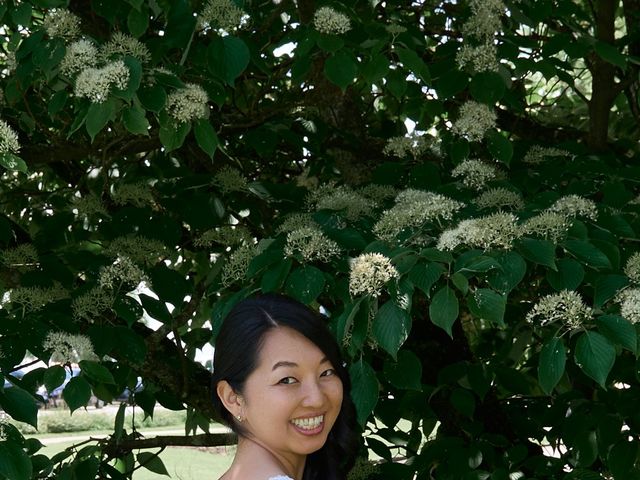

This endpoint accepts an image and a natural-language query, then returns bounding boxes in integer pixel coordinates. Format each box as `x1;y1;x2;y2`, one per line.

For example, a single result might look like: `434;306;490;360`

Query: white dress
268;477;294;480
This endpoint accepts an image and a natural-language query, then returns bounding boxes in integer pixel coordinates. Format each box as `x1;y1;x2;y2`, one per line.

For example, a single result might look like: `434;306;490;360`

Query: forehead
257;326;327;367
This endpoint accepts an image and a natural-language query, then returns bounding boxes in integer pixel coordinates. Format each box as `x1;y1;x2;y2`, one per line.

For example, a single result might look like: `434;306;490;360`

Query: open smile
290;414;325;435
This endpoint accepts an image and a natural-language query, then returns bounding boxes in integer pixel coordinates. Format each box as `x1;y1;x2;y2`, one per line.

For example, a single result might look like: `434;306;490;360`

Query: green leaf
260;258;292;293
538;337;566;394
43;365;66;392
114;402;126;442
546;258;585;291
0;443;32;480
149;264;191;307
324;51;358;90
63;376;92;412
574;331;616;389
193;119;219;158
470;71;506;104
159;120;190;152
468;288;506;326
594;275;629;308
396;47;430;83
563;239;612;270
408;262;444;296
79;360;116;385
594;40;627;70
361;54;389;83
383;350;422;391
451;272;469;294
516;238;557;270
285;266;325;304
207;36;251;85
11;3;32;26
114;326;147;365
137;452;170;476
596;315;637;355
0;386;38;428
122;105;149;135
138;84;167;112
127;5;149;37
86;99;116;142
449;138;470;162
487;252;526;293
0;153;28;173
435;69;469;99
486;129;513;165
349;359;378;427
372;300;412;359
429;286;459;337
609;441;639;480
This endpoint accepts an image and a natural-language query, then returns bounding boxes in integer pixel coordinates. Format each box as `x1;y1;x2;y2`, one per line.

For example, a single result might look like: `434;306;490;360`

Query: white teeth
291;415;324;430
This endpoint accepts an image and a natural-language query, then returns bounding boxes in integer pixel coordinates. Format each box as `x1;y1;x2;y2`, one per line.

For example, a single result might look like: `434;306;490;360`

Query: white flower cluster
43;9;82;41
624;252;640;284
1;244;38;268
75;60;130;103
523;145;570;165
1;51;17;75
451;159;498;190
615;288;640;324
462;0;505;40
521;211;572;243
474;187;524;210
166;83;209;123
100;32;151;63
456;43;499;73
526;290;592;329
72;194;109;218
276;213;318;234
199;0;248;32
437;212;520;251
349;253;399;297
98;256;148;290
214;166;249;194
3;285;69;312
43;331;95;363
111;182;155;207
348;458;380;480
105;235;166;267
358;184;397;203
548;195;598;221
59;39;99;76
313;6;351;35
195;226;251;248
315;187;376;221
0;119;20;155
374;189;464;242
285;227;340;263
221;244;257;287
72;287;114;322
383;134;429;158
451;101;497;141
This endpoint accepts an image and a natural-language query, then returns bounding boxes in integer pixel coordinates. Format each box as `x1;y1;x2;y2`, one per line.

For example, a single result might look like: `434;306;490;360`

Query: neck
236;436;306;479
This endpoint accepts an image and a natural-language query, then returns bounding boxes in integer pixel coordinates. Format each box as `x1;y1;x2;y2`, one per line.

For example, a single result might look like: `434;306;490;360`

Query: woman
212;294;359;480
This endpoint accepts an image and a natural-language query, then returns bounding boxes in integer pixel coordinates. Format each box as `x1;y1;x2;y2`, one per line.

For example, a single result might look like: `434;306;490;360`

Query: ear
216;380;244;418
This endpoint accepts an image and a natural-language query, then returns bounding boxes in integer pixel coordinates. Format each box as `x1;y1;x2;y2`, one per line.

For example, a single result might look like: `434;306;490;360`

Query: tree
0;0;639;478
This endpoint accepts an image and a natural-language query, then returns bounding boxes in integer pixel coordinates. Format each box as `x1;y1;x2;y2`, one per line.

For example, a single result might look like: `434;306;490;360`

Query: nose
301;379;325;408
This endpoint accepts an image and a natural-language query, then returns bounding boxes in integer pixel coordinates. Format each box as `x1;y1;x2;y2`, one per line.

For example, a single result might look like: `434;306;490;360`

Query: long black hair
211;294;359;480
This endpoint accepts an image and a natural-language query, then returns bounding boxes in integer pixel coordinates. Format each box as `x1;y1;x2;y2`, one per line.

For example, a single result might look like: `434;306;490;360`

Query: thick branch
102;432;237;457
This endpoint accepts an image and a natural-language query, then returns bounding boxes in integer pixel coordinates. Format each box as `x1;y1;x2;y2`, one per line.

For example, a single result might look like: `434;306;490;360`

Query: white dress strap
268;476;294;480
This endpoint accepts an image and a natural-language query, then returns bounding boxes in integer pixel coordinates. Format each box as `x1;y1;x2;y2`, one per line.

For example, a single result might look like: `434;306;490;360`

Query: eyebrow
271;357;330;371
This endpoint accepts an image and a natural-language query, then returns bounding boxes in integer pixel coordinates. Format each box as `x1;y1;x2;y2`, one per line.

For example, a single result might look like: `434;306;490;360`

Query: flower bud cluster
1;244;37;268
3;285;69;312
221;244;258;287
315;187;376;221
199;0;248;32
43;9;82;41
98;256;149;291
451;159;498;190
60;39;99;76
474;187;524;210
374;189;464;242
523;145;570;165
43;331;95;363
624;253;640;284
383;134;429;158
437;212;521;251
101;32;151;63
451;101;497;141
526;290;592;329
72;194;109;218
615;288;640;324
456;44;499;73
195;226;251;248
105;235;166;267
358;184;397;203
0;119;20;155
285;227;341;263
462;0;505;40
214;166;249;194
111;182;155;208
166;83;210;123
548;195;598;221
276;213;318;234
72;287;114;322
313;6;352;35
521;211;572;243
75;60;130;103
349;253;399;297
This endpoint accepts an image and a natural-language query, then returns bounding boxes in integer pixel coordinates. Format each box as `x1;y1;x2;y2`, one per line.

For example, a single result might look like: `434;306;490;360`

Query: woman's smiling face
238;326;344;464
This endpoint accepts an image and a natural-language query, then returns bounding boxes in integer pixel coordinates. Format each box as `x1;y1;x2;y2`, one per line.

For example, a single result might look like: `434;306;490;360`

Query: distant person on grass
212;294;358;480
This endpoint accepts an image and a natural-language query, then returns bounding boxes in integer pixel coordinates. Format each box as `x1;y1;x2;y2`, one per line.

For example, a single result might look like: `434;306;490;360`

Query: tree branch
102;432;237;458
